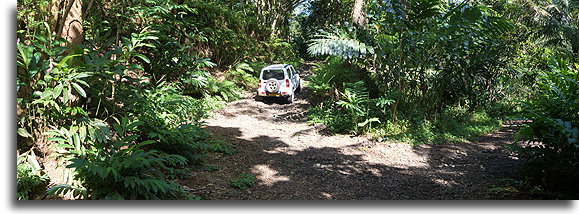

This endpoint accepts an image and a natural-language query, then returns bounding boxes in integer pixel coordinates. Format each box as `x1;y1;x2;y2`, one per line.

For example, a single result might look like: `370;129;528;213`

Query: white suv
256;64;301;103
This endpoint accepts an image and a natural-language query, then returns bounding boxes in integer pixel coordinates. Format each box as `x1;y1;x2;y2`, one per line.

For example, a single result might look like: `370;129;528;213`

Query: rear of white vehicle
257;64;300;103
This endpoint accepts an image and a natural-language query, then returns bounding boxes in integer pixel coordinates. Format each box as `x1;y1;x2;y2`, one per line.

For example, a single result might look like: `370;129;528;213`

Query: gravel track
179;67;525;200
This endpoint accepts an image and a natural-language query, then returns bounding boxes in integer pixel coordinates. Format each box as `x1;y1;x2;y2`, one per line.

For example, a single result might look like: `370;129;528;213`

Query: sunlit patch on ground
193;83;524;199
321;192;332;199
251;164;290;186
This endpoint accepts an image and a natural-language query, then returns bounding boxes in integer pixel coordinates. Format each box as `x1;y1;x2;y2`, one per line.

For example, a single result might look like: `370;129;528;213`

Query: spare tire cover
265;78;280;93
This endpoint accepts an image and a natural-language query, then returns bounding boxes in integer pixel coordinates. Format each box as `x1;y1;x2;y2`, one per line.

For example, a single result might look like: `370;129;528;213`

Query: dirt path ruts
179;66;525;200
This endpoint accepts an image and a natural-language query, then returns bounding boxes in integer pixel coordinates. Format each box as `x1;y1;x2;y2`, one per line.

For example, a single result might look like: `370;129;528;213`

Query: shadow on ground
184;124;525;200
182;62;525;200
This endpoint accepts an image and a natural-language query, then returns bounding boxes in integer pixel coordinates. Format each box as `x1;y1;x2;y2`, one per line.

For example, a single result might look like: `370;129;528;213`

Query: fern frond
46;184;87;199
307;27;374;59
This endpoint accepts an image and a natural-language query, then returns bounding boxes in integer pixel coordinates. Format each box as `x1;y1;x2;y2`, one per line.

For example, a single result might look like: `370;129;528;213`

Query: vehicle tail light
282;92;287;95
285;79;290;87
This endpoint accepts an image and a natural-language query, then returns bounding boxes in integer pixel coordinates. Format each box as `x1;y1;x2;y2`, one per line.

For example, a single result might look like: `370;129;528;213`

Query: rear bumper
257;93;291;98
257;88;293;97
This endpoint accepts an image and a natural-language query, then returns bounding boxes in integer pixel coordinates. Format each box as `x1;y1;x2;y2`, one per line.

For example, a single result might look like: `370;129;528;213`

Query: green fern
17;150;48;200
307;26;374;59
47;118;189;200
46;184;87;200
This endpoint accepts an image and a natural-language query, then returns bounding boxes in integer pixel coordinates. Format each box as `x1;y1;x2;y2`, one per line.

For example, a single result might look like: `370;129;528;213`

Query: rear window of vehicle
262;69;285;80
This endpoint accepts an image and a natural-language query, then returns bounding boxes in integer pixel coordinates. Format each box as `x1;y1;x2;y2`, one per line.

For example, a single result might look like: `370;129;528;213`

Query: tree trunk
50;0;83;47
271;15;279;38
352;0;366;27
59;0;83;47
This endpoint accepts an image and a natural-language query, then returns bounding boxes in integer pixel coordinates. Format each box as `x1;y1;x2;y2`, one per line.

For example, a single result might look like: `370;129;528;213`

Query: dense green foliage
301;0;578;197
16;0;579;199
512;58;579;199
46;118;190;199
307;60;502;144
16;0;296;200
304;0;512;143
17;150;48;200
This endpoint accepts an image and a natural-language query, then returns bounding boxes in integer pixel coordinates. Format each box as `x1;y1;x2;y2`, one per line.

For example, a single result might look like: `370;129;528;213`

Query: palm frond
307;27;374;59
531;0;579;52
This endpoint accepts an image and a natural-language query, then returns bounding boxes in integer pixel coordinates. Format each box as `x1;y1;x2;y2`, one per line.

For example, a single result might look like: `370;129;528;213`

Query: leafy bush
17;150;48;200
17;0;292;200
207;139;236;155
512;58;579;199
306;58;363;100
309;80;393;134
206;78;241;102
124;0;298;78
126;81;235;163
178;58;242;102
225;63;258;90
17;34;92;149
308;103;353;133
126;82;211;163
47;118;189;200
146;123;211;164
371;107;501;145
310;100;502;144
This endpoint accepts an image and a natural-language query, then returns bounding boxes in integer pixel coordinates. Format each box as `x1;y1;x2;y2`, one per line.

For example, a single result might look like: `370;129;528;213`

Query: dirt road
180;71;525;200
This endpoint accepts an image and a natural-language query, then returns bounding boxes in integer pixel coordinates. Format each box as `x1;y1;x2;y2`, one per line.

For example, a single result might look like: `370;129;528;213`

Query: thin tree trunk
352;0;366;27
56;0;75;37
83;0;95;21
271;15;278;38
56;0;83;47
392;0;408;125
